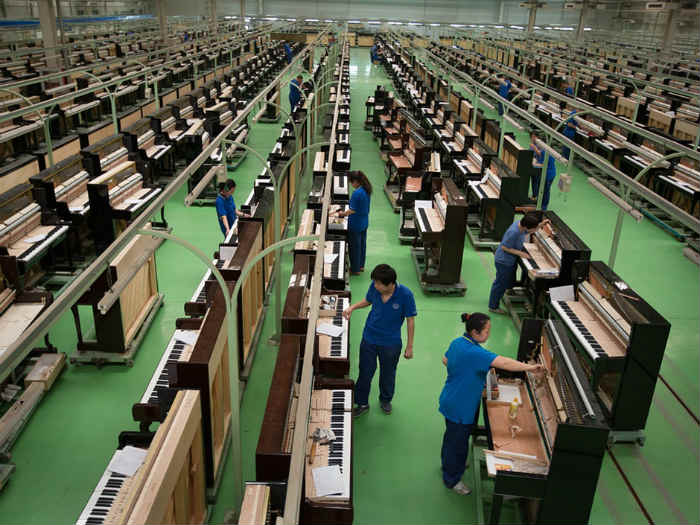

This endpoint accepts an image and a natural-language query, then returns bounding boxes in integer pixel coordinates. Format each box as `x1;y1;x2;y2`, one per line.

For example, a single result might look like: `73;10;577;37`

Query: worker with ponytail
438;313;543;495
335;170;372;274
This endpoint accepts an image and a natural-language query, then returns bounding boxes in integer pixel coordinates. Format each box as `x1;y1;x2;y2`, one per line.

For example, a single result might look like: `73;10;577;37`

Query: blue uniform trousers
441;418;473;488
489;262;517;310
354;339;402;406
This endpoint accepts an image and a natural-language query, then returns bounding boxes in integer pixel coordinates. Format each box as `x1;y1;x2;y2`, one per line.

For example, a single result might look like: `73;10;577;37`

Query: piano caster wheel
636;437;646;447
95;359;106;369
126;359;135;368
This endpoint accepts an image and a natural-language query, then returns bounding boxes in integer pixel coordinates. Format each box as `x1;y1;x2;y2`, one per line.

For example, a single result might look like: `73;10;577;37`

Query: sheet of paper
107;446;148;477
548;285;574;302
485;452;513;477
174;329;198;346
324;253;338;264
316;323;344;338
220;245;236;261
24;234;48;244
123;198;144;206
312;465;345;497
497;384;523;405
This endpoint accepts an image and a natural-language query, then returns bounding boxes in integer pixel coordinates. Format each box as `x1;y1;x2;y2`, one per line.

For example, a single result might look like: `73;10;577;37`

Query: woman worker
561;106;578;160
334;171;372;275
439;312;544;495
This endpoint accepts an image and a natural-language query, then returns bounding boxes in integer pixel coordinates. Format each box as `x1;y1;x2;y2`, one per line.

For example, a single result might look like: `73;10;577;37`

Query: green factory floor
0;49;698;525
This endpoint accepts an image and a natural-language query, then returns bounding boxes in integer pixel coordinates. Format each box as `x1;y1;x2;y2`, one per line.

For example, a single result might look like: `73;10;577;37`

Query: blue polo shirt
348;186;370;232
439;335;497;424
215;193;236;234
532;148;557;181
498;80;511;99
565;86;574;97
362;282;417;348
494;220;528;267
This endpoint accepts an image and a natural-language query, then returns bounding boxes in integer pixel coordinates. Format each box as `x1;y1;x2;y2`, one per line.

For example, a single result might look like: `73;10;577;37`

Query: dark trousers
348;228;367;273
497;101;504;116
532;174;555;210
354;339;402;406
489;262;516;309
441;418;473;488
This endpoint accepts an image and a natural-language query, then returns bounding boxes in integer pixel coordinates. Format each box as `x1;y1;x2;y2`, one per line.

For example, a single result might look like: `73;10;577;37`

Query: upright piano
413;178;467;285
482;318;609;524
549;260;670;435
517;211;591;317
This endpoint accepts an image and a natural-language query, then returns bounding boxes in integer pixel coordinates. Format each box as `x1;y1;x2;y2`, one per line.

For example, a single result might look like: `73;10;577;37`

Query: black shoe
353;405;369;418
380;401;392;414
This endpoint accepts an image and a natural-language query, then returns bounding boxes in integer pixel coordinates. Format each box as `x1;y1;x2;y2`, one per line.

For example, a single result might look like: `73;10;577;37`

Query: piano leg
489;494;504;525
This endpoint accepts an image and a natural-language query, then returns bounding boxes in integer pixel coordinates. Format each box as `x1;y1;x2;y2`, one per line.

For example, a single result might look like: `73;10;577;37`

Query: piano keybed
316;297;349;361
328;204;348;233
139;328;198;405
76;453;136;525
414;203;445;235
305;389;352;503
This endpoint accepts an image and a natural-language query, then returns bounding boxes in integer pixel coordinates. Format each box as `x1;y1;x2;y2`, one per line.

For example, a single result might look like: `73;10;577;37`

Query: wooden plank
24;352;66;391
239;485;270;525
0;158;40;194
127;389;206;524
0;382;43;446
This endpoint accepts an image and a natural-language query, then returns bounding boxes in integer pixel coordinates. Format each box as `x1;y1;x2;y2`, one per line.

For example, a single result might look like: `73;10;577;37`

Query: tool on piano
480;318;608;524
301;386;353;525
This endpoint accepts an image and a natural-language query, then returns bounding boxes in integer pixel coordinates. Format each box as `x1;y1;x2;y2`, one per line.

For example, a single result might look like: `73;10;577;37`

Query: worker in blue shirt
497;77;512;116
343;264;417;417
439;312;544;495
334;171;371;274
215;179;249;236
488;213;545;314
561;107;577;159
370;43;377;64
530;130;557;210
283;42;293;64
564;82;574;97
289;75;303;112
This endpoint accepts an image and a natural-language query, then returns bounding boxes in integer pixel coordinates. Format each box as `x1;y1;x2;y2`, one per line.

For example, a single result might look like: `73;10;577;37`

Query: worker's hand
528;363;546;374
520;251;531;260
342;307;353;321
404;345;414;360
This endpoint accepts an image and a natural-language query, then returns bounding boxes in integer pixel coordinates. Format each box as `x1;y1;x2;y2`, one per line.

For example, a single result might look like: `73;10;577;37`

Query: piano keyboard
139;329;196;405
76;454;131;525
552;300;606;361
324;241;346;281
335;148;351;167
190;260;224;303
17;225;69;264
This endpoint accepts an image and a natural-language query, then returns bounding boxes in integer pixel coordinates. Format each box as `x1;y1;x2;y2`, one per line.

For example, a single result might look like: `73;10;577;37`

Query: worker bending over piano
343;264;416;417
488;213;547;314
529;130;557;211
289;75;303;111
439;312;544;495
333;171;372;275
216;179;250;236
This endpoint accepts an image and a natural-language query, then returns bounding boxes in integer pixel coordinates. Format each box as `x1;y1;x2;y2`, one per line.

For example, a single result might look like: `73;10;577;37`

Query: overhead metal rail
0;25;324;385
0;26;282;126
394;38;699;234
425;42;700;161
0;23;280;94
447;33;700;96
